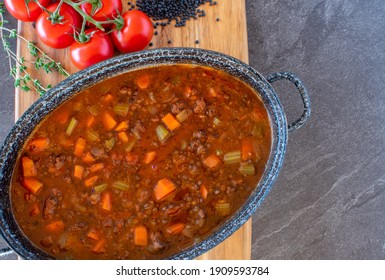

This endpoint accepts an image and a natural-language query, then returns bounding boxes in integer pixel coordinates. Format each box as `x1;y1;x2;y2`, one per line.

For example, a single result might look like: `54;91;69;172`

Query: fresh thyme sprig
0;3;69;96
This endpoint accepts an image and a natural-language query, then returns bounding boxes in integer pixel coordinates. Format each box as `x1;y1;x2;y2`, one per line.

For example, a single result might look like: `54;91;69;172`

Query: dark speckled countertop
1;0;385;259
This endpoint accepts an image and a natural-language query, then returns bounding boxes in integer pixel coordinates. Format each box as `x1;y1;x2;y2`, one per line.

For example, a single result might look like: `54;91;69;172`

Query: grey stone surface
1;0;384;260
247;0;385;259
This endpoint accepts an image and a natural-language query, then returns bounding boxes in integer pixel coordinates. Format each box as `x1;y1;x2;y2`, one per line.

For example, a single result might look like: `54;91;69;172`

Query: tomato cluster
4;0;154;69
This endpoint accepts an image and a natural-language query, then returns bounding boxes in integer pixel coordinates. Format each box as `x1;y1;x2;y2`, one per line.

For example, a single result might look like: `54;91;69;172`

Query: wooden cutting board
15;0;250;260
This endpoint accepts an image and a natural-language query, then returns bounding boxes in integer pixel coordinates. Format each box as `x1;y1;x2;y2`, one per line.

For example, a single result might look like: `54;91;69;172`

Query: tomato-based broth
11;65;271;259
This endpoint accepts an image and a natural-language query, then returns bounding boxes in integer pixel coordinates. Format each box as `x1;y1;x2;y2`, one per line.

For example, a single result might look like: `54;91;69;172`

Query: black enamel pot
0;48;310;259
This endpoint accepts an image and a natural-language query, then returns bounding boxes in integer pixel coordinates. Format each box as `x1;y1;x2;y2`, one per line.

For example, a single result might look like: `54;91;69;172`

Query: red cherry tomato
110;10;154;53
4;0;51;22
81;0;123;28
36;3;82;49
70;28;114;70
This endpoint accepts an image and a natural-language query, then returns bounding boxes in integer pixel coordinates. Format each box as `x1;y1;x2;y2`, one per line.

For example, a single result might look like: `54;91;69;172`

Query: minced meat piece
43;197;58;219
193;98;206;113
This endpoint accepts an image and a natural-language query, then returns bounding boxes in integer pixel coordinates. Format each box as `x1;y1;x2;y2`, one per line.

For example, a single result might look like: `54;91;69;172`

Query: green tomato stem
76;17;91;44
33;0;124;32
38;0;65;25
61;0;106;31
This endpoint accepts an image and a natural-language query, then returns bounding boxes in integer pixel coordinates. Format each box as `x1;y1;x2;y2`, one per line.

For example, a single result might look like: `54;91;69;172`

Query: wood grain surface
15;0;250;260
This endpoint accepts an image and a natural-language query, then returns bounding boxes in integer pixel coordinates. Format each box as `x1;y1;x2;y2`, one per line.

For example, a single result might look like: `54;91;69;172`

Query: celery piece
113;104;129;117
213;117;222;126
214;201;231;216
215;149;223;156
180;140;188;151
156;124;170;143
131;127;141;140
125;139;137;152
66;117;78;136
87;105;99;116
112;181;130;191
104;137;115;150
252;121;265;137
239;163;256;176
223;150;241;164
176;109;190;123
87;130;100;142
94;183;108;193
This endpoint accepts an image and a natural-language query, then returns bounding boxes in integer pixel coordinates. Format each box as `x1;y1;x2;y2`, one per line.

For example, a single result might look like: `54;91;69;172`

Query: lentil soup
11;64;271;259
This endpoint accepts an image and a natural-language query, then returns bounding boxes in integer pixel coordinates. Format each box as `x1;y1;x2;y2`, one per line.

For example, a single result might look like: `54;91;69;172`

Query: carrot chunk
84;175;98;187
29;203;40;217
91;239;106;254
126;152;139;165
74;137;86;157
162;113;181;131
27;137;50;153
143;151;156;164
83;152;96;163
200;184;208;200
203;154;221;169
59;137;73;148
251;106;264;121
21;156;37;177
55;110;70;124
154;178;176;202
48;167;57;174
73;165;84;179
241;137;255;161
86;116;95;128
134;225;148;246
117;131;129;143
165;223;185;236
184;86;192;96
89;163;104;173
103;112;117;131
45;220;65;233
101;93;113;103
101;191;112;211
87;229;100;241
136;74;150;89
115;121;129;132
22;178;43;194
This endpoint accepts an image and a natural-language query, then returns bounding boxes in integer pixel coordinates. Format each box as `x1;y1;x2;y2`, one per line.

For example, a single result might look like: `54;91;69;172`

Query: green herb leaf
9;29;17;39
14;78;21;87
2;39;10;50
27;42;38;57
21;85;30;92
34;57;43;69
24;74;31;82
10;67;17;77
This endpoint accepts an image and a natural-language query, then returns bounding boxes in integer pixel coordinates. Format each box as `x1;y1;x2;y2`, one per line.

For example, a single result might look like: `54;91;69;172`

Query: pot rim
0;47;288;260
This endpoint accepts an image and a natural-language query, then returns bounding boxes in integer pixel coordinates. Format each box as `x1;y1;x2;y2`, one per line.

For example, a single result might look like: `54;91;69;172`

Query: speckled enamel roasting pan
0;48;310;259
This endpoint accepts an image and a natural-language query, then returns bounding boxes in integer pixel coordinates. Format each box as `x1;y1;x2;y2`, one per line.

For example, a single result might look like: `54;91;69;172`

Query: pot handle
267;72;311;133
0;247;14;258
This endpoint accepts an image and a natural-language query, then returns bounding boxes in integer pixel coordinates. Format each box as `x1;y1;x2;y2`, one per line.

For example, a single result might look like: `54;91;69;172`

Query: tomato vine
0;0;154;94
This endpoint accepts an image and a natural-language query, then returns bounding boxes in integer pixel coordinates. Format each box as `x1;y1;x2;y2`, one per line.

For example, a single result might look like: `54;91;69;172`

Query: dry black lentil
135;0;219;28
127;1;136;10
